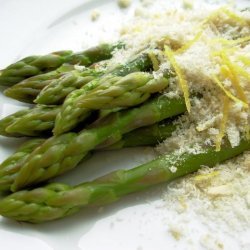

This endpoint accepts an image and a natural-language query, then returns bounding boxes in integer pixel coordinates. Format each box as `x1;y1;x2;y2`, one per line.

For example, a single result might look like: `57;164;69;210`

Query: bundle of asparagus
0;5;249;223
0;137;248;223
0;43;123;87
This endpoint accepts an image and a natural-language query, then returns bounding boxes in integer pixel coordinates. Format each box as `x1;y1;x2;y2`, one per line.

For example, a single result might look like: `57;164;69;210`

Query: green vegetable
0;137;248;223
0;105;60;137
34;68;102;105
4;64;75;103
76;72;168;109
53;53;153;135
102;120;177;149
0;119;177;191
0;43;123;86
0;139;45;191
0;110;30;137
11;95;186;191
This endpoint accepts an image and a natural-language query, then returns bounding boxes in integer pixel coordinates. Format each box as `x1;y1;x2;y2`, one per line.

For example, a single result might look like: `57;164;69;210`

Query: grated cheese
163;151;250;245
109;2;250;247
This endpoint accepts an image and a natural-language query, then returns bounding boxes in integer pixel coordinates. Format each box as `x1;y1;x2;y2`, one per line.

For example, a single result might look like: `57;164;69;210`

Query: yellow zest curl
148;52;160;71
216;96;230;151
221;7;248;26
164;45;191;112
211;48;237;57
212;75;248;108
201;6;248;33
175;30;203;54
210;36;250;46
194;171;220;181
220;52;248;106
238;55;250;66
233;64;250;81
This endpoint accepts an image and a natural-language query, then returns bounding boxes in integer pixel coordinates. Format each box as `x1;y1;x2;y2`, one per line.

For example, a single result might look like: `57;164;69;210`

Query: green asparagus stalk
76;72;168;109
4;64;75;103
0;139;46;191
52;53;153;135
0;43;123;86
0;105;60;137
54;71;168;135
101;120;177;149
0;119;177;191
11;95;186;191
34;68;102;105
0;110;31;137
0;137;248;223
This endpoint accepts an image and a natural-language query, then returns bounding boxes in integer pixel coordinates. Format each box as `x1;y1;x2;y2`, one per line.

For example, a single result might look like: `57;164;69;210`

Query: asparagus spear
52;53;153;135
11;95;186;191
0;105;60;137
34;68;102;105
54;71;168;135
3;53;150;136
0;110;31;137
0;119;177;191
0;137;248;223
101;120;177;149
0;139;46;191
76;72;168;109
0;43;123;86
4;64;76;103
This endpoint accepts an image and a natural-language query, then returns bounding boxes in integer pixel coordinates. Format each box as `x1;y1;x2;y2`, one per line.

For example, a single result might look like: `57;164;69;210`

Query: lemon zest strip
194;171;220;181
216;96;230;151
164;45;191;112
220;52;248;106
212;75;248;108
210;36;250;46
238;55;250;66
221;7;248;26
148;52;160;71
234;65;250;81
175;30;203;54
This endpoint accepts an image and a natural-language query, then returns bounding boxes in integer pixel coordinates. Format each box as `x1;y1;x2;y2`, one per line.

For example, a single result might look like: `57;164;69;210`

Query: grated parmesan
109;0;250;248
163;151;250;247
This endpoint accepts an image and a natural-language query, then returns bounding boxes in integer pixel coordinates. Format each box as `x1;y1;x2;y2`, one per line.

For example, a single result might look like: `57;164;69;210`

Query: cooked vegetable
102;119;177;149
53;53;153;135
0;119;177;191
0;139;45;191
0;105;60;137
0;43;123;86
0;136;248;222
54;71;168;135
4;64;75;103
11;95;186;191
34;68;102;105
76;72;168;109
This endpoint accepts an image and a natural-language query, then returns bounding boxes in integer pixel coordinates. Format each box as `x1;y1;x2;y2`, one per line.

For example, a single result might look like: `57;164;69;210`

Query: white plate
0;1;249;250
